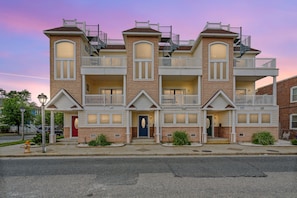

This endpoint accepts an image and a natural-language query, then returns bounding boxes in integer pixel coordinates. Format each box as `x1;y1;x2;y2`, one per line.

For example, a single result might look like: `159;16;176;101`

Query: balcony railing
85;94;123;106
235;95;274;105
82;56;127;67
159;57;201;67
234;58;276;68
161;95;198;105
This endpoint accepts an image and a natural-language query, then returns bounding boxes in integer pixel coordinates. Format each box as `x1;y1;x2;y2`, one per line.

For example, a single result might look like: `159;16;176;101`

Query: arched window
54;40;76;80
133;41;154;80
209;42;228;81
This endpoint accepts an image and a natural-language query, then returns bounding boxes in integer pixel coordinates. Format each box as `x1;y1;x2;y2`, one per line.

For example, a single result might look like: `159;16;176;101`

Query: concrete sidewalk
0;139;296;157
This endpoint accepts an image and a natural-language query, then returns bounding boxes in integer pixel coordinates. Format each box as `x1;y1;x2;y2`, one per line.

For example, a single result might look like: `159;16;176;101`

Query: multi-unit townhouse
257;75;297;139
44;19;279;144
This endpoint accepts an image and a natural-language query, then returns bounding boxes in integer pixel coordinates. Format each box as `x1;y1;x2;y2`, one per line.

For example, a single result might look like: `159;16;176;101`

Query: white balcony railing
82;56;127;67
161;95;198;105
235;95;274;105
234;58;276;68
159;57;201;67
85;94;123;105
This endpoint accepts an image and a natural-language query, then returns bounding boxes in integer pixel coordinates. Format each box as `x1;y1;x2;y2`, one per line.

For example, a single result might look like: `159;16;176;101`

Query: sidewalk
0;139;296;157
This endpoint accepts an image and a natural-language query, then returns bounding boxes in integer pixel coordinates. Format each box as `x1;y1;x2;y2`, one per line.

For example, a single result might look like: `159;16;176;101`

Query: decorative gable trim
45;89;83;111
202;90;236;110
126;90;161;110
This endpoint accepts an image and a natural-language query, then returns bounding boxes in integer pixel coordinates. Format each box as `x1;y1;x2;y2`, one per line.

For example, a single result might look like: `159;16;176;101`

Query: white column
123;75;126;105
126;110;130;144
233;76;236;101
273;76;277;105
202;110;207;143
82;75;85;106
155;110;160;143
49;111;56;143
159;75;162;104
231;110;236;143
198;76;201;105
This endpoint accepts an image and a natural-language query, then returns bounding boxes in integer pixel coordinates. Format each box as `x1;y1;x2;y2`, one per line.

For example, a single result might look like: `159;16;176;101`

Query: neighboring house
257;75;297;139
43;19;279;144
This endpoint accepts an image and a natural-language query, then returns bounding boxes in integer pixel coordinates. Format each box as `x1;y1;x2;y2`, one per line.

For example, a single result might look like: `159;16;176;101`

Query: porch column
82;75;85;106
202;110;207;143
126;110;130;144
198;76;201;105
123;75;126;105
159;75;162;104
231;110;236;143
233;76;236;101
49;111;56;144
155;110;160;143
273;76;277;105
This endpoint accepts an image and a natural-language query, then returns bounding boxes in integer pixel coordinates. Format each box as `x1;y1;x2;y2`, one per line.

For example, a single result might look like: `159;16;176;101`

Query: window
100;114;109;124
164;114;174;123
133;41;153;80
261;114;271;123
291;86;297;103
88;114;97;124
290;114;297;129
249;114;258;123
176;114;186;124
209;43;228;81
112;114;122;124
237;114;247;123
164;113;198;124
188;114;197;124
55;40;76;80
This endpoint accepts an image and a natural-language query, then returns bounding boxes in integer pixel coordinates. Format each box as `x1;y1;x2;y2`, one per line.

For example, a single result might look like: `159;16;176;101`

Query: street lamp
38;93;48;153
20;107;25;141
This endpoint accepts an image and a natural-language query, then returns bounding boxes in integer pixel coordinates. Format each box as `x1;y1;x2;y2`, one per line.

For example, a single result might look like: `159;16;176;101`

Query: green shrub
173;131;190;145
252;131;275;145
88;134;111;146
32;133;49;145
291;139;297;145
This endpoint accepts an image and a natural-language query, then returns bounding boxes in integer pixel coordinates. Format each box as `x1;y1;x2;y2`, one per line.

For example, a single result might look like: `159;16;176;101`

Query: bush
252;131;275;145
291;139;297;145
88;134;111;146
32;133;49;145
173;131;190;145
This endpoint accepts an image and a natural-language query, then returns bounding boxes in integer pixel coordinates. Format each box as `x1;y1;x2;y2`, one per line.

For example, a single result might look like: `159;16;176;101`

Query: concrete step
131;138;156;145
207;138;229;144
56;138;78;145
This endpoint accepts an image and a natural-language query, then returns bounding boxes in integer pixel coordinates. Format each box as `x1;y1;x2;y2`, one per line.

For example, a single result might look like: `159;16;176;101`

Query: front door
206;115;213;136
72;116;78;137
138;115;148;137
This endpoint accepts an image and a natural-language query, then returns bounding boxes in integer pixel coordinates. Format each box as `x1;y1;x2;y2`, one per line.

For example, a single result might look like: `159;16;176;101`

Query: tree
34;111;64;128
0;90;35;133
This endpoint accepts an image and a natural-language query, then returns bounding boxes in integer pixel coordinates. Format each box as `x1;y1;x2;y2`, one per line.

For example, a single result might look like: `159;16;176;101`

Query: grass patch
0;140;26;147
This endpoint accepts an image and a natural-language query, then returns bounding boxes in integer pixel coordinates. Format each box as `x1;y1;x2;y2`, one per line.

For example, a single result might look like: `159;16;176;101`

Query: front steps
131;138;156;145
207;138;229;144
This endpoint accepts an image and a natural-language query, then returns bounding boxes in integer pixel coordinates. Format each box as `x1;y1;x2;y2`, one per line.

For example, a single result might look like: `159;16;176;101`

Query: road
0;134;36;143
0;156;296;197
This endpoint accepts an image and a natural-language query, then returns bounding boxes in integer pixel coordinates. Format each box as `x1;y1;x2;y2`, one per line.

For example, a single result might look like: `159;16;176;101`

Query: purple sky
0;0;296;103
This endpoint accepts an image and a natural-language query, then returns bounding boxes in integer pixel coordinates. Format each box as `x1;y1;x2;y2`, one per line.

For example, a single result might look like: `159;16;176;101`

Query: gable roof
126;90;161;110
202;90;236;110
45;89;83;111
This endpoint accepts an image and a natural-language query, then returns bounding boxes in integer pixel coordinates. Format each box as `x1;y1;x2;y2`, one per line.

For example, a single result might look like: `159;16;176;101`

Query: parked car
36;126;63;136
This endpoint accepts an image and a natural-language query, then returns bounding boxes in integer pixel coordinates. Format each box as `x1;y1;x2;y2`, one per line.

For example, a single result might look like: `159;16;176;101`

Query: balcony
85;94;124;106
233;58;278;78
81;56;127;75
159;57;202;76
161;95;198;105
235;95;274;105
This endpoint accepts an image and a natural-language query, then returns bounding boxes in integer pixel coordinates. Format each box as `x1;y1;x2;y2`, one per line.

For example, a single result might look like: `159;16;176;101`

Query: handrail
159;57;201;67
82;56;127;67
234;58;276;68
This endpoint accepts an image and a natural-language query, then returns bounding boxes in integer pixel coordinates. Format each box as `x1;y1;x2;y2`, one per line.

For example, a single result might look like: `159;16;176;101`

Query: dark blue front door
139;116;148;137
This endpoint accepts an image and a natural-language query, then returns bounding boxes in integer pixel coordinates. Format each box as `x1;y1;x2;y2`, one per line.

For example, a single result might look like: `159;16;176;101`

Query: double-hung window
290;114;297;129
133;41;154;80
290;86;297;103
209;42;228;81
55;40;76;80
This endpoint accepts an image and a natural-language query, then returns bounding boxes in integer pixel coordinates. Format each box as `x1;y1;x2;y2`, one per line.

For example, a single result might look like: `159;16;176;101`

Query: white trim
290;86;297;103
207;114;214;138
126;90;161;110
290;114;297;130
54;40;76;80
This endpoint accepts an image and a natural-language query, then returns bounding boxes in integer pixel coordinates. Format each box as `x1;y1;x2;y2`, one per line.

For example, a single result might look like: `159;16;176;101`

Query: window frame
290;86;297;103
133;41;154;81
54;40;76;80
290;114;297;130
208;42;229;81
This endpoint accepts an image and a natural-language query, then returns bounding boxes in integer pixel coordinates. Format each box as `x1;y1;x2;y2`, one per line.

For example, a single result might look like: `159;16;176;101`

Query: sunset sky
0;0;296;103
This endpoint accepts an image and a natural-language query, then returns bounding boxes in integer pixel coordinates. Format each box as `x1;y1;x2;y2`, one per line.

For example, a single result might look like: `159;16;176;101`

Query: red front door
72;116;78;137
